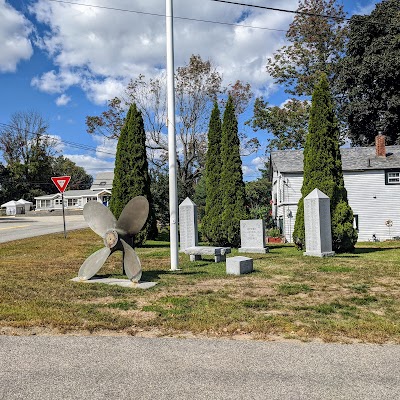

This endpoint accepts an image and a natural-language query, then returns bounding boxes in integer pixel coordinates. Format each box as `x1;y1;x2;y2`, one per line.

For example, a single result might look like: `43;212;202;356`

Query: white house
34;172;114;211
270;136;400;242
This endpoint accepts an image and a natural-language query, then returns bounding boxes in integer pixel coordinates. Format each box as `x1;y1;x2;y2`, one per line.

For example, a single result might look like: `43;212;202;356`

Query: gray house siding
271;145;400;243
345;170;400;241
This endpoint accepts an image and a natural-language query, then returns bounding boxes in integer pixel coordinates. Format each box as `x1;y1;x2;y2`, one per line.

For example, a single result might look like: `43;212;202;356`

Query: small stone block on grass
226;256;253;275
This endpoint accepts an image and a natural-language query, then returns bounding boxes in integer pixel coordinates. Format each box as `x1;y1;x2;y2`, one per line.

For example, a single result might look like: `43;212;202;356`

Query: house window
55;199;62;205
353;215;359;231
40;200;51;208
100;181;107;186
67;198;78;207
385;169;400;185
278;216;284;234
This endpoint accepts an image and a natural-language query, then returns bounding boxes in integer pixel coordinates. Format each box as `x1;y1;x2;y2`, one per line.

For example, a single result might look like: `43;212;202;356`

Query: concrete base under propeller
71;277;157;289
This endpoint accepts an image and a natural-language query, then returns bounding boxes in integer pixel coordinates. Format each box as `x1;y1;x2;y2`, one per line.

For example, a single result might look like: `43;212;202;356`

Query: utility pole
166;0;179;270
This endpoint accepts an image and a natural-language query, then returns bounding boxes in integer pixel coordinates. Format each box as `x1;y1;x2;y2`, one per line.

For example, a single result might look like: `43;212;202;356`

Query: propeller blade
83;201;117;237
116;196;149;235
121;239;142;282
78;247;111;280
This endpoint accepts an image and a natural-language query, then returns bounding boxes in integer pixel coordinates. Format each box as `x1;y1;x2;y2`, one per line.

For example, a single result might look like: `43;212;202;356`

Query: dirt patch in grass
0;231;399;343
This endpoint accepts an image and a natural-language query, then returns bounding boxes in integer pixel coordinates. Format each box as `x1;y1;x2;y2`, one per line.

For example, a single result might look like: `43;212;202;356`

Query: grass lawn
0;229;399;343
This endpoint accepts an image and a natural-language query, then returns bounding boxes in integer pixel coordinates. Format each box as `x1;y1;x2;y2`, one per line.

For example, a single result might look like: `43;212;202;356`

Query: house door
102;195;111;207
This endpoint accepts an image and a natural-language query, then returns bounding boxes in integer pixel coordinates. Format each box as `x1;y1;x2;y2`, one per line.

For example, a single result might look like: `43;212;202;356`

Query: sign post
51;176;71;238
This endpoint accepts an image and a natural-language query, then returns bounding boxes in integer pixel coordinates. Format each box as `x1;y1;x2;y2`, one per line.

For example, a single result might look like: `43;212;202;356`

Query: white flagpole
166;0;179;270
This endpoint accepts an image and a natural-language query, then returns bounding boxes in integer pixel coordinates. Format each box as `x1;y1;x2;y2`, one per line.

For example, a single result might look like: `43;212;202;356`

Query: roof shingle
271;145;400;173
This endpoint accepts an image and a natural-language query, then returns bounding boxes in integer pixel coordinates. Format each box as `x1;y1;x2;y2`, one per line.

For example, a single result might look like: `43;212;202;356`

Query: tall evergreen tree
202;102;224;244
293;74;357;252
109;103;157;246
220;96;249;247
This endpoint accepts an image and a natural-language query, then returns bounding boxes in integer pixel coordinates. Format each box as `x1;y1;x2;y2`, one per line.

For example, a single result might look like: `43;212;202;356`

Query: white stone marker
179;197;198;251
226;256;253;275
303;188;335;257
239;219;269;253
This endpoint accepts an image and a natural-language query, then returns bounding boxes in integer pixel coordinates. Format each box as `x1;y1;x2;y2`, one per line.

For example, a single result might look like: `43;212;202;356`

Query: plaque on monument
239;219;269;254
303;188;335;257
179;197;198;251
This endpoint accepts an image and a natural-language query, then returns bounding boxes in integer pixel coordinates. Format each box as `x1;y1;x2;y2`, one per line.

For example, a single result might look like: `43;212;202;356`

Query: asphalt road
0;214;88;243
0;336;399;400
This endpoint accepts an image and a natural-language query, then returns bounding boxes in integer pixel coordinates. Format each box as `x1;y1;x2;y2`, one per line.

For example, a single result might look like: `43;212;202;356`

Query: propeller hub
104;229;118;248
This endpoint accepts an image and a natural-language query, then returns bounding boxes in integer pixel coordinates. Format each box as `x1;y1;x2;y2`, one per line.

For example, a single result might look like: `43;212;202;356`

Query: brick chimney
375;134;386;157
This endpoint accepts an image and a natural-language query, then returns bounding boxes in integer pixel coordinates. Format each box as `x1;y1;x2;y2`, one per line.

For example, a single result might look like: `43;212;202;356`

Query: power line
210;0;351;21
45;0;287;32
0;122;116;157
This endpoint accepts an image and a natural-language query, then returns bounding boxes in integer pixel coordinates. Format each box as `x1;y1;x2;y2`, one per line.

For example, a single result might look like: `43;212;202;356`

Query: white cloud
82;78;127;105
47;134;65;153
251;156;267;171
64;154;114;176
242;163;262;181
0;1;33;72
32;133;65;153
92;135;117;159
55;94;71;106
31;69;81;94
242;164;252;177
29;0;297;103
241;155;266;180
353;1;376;16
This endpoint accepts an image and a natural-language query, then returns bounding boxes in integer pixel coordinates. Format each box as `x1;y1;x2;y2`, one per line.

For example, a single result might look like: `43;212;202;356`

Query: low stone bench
226;256;253;275
182;246;231;263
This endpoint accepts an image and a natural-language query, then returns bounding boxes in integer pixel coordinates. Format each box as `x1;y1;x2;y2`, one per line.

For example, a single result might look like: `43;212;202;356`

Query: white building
17;199;33;213
34;172;113;211
1;200;25;215
270;137;400;242
1;199;33;215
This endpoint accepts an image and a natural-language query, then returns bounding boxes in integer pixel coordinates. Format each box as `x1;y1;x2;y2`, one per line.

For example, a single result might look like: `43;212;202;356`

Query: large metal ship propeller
78;196;149;282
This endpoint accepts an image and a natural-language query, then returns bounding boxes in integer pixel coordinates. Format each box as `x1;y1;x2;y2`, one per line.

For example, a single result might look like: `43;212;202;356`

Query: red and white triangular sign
51;176;71;193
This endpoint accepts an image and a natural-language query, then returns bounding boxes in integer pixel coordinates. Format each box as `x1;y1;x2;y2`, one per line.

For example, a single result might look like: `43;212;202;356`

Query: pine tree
220;96;249;247
109;103;157;246
202;102;224;244
293;74;357;252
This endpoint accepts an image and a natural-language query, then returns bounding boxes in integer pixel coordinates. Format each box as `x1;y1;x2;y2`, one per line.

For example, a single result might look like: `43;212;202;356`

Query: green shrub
267;227;281;237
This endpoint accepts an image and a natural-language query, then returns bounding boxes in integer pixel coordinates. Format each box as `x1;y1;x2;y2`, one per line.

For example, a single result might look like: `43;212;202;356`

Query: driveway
0;337;399;400
0;214;88;243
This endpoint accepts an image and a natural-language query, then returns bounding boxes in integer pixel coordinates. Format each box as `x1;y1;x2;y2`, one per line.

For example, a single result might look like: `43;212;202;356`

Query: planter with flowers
266;227;285;243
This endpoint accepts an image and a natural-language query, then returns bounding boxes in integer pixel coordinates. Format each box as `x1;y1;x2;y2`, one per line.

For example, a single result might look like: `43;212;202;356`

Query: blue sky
0;0;379;180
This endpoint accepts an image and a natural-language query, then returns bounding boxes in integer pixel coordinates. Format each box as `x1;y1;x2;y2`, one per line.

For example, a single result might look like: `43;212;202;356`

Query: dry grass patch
0;231;400;343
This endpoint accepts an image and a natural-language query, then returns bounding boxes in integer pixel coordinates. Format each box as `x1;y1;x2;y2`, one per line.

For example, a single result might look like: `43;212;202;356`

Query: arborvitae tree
220;96;249;247
109;103;157;246
293;74;357;252
202;102;224;244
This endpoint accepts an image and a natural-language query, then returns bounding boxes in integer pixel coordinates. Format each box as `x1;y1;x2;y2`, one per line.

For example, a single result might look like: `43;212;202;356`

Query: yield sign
51;176;71;193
